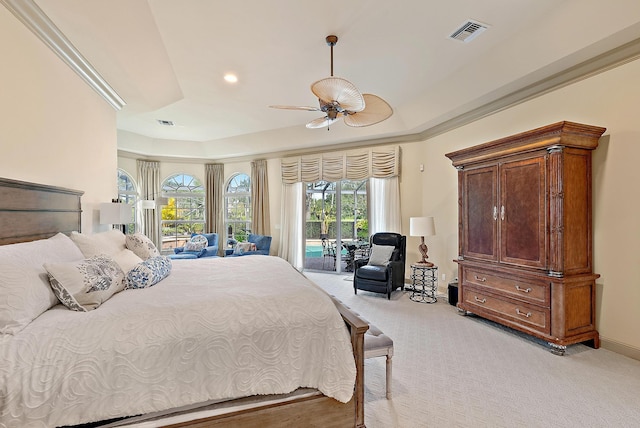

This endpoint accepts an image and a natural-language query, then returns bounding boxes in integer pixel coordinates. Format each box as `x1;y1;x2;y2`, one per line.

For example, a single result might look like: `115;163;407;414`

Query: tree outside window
305;180;368;240
224;173;251;246
161;174;205;251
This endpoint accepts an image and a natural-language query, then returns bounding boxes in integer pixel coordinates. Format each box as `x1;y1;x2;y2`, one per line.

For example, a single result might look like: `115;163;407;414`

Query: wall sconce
409;216;436;266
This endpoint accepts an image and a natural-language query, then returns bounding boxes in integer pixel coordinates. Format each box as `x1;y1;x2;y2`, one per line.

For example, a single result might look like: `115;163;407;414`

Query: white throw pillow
70;229;126;257
111;248;144;273
125;233;160;260
0;264;53;335
71;230;142;273
44;255;126;312
0;233;85;334
367;244;396;266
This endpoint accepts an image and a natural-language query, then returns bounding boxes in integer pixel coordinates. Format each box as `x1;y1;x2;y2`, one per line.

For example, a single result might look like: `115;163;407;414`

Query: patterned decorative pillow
126;256;172;289
367;244;396;266
233;242;257;255
125;233;160;260
44;255;126;312
184;234;208;252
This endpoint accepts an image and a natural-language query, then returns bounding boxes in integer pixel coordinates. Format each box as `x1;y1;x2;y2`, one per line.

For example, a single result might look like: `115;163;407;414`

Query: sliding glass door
305;179;368;272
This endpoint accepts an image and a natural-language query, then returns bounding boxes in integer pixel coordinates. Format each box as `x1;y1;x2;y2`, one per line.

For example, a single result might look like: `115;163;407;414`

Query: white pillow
71;230;142;273
367;244;396;266
44;255;126;312
125;233;160;260
0;233;85;335
70;229;126;257
0;264;53;335
111;248;144;273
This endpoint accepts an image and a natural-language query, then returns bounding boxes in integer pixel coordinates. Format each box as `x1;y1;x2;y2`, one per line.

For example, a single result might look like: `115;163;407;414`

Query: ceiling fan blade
311;77;365;112
343;94;393;127
268;105;320;111
306;116;339;129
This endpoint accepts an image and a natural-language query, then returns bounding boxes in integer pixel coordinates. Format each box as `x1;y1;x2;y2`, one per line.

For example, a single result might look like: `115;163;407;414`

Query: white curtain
137;160;161;249
278;182;304;271
281;145;399;184
368;176;401;235
251;159;270;236
205;164;224;255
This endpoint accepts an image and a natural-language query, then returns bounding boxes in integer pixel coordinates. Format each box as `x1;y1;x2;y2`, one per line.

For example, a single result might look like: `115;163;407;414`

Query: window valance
281;146;400;184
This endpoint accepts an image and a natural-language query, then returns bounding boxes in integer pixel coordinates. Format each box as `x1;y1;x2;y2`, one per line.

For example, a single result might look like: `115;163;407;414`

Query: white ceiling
32;0;640;159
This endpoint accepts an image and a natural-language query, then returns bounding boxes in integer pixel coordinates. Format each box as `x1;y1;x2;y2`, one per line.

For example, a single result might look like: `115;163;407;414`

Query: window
117;169;137;234
160;174;205;251
305;179;368;272
224;173;251;245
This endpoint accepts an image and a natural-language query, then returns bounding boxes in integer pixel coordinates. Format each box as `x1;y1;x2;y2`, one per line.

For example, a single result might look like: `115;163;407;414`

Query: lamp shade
140;200;156;210
410;216;436;237
140;197;168;210
100;203;133;225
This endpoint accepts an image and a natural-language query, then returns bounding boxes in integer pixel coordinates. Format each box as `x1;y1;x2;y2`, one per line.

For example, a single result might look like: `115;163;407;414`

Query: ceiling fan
269;35;393;129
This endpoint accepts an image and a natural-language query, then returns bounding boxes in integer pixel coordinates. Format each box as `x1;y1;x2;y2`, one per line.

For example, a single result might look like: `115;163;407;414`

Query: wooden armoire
445;121;605;355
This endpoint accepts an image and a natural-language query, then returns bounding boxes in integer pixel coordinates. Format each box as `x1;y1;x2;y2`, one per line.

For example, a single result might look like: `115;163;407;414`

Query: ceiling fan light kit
269;35;392;130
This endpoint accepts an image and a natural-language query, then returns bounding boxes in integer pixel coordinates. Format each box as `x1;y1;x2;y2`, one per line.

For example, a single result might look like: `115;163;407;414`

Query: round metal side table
409;264;438;303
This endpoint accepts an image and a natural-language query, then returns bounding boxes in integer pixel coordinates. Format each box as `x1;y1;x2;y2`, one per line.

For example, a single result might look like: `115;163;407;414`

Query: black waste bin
447;282;458;306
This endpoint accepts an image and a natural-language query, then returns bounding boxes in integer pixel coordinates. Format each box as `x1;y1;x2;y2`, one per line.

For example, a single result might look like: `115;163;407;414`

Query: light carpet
304;271;640;428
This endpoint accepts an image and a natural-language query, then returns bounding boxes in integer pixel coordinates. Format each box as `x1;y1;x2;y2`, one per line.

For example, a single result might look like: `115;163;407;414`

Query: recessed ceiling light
224;73;238;83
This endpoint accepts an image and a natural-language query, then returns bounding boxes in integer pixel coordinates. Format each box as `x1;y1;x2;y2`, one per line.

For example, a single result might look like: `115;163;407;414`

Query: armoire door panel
499;157;547;269
463;166;498;261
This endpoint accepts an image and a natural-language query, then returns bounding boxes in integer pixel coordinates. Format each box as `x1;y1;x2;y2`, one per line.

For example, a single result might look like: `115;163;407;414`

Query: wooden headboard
0;177;83;245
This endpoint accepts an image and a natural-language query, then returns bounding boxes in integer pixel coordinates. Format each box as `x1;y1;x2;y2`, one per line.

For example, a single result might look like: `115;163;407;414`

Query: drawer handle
515;285;532;293
474;296;486;304
516;308;532;318
474;275;487;282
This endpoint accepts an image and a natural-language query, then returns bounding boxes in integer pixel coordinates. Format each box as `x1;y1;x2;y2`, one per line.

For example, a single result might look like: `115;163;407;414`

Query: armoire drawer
463;267;550;307
462;286;550;334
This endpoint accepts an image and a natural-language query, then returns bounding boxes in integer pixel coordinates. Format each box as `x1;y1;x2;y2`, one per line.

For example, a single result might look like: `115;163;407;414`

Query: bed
0;177;367;428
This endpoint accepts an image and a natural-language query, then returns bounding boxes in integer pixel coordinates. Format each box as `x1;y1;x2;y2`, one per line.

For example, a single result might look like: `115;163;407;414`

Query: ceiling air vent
449;20;489;43
157;119;174;126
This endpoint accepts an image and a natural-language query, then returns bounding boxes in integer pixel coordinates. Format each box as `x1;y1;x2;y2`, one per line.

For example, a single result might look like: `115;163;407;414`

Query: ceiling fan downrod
326;35;338;77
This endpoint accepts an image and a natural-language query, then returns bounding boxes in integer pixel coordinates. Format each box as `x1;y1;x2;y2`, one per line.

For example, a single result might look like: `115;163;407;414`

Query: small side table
409;264;438;303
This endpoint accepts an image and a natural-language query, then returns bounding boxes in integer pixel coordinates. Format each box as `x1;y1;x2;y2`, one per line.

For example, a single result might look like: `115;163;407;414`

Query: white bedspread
0;256;356;428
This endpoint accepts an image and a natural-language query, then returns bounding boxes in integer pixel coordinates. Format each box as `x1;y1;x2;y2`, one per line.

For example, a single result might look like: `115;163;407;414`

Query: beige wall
1;7;117;233
412;58;640;354
119;57;640;355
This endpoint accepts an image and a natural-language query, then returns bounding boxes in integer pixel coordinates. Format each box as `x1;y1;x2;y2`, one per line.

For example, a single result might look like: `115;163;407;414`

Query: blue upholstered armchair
173;233;219;258
225;233;272;257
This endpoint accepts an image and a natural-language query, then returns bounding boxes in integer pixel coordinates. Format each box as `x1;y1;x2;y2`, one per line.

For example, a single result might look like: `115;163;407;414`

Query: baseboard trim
600;337;640;362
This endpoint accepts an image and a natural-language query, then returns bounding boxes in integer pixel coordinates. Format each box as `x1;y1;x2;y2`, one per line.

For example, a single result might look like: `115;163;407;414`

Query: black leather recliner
353;232;406;299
